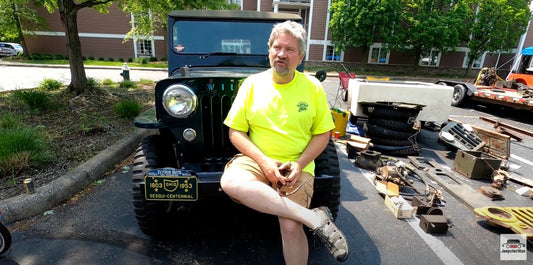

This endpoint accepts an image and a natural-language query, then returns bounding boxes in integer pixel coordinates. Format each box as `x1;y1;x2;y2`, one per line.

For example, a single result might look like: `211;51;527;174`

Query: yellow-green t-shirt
224;69;335;175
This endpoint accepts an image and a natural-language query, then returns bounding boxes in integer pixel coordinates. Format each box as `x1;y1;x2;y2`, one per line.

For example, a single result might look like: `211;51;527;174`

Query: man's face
269;32;304;77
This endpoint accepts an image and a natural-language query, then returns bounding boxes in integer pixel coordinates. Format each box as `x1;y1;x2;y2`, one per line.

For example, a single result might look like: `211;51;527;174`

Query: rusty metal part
496;126;523;142
354;150;382;171
480;116;533;138
477;185;504;200
491;169;508;189
474;207;533;238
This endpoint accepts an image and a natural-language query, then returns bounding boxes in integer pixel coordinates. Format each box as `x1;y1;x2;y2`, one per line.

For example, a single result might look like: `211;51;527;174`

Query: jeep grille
200;94;235;160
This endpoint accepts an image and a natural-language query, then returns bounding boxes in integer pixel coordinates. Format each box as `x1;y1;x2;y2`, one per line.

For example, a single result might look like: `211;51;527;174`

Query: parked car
0;42;24;57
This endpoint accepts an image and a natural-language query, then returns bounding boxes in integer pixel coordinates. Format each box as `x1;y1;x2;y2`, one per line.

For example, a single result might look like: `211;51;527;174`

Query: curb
0;129;156;224
0;60;167;72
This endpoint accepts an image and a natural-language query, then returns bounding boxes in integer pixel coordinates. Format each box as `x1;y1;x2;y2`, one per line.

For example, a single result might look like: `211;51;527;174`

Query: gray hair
268;20;307;56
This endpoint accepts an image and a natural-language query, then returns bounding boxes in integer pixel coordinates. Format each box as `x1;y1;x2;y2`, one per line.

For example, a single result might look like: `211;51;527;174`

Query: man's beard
271;59;290;76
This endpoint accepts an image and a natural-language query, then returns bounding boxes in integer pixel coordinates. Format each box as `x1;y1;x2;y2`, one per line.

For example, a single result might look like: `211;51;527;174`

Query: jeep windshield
172;21;273;55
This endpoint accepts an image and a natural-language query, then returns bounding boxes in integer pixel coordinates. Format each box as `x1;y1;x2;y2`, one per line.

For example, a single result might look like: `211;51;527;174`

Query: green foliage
138;78;155;85
329;0;403;53
31;53;42;60
87;77;99;88
107;57;114;62
38;78;62;91
128;58;133;62
13;90;50;111
88;56;95;60
102;78;114;86
119;80;137;89
0;0;47;44
54;54;64;60
113;99;142;119
465;0;531;69
120;0;238;41
399;0;470;64
0;115;53;176
98;57;105;61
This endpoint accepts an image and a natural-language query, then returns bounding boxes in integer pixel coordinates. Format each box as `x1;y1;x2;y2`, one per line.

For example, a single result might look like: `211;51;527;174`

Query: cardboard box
385;195;415;219
375;181;399;196
382;181;414;218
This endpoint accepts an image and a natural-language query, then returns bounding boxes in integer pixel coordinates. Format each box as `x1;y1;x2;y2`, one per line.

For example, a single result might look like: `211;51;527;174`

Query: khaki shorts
225;154;314;208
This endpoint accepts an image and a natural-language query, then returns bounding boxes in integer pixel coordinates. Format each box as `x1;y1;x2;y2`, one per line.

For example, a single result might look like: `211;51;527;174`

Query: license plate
144;168;198;201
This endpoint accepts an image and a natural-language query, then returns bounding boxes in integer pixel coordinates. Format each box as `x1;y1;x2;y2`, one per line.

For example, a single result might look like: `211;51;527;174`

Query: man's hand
278;161;302;187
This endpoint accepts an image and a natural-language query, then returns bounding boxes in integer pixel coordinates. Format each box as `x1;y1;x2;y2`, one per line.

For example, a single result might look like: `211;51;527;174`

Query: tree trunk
58;0;89;95
11;2;28;56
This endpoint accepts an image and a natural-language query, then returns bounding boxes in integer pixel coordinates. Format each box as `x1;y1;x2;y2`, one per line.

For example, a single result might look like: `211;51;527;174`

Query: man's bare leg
220;167;322;229
279;217;308;265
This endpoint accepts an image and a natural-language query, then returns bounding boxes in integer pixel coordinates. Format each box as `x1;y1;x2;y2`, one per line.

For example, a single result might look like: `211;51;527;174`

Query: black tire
451;84;466;107
366;107;419;122
132;134;178;237
367;133;416;146
0;222;11;255
311;140;341;220
371;145;420;157
367;118;415;132
364;122;416;140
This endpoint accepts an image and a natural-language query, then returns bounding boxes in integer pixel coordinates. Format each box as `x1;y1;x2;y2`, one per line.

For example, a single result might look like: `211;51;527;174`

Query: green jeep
132;10;341;236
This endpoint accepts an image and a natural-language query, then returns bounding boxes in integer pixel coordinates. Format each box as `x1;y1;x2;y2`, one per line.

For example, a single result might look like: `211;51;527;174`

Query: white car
0;42;24;57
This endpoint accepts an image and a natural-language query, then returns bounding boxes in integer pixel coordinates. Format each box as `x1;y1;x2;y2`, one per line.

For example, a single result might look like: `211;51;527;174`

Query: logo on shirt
297;101;308;112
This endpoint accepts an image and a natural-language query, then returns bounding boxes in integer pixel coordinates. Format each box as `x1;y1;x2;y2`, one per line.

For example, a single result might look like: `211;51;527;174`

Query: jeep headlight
162;84;197;118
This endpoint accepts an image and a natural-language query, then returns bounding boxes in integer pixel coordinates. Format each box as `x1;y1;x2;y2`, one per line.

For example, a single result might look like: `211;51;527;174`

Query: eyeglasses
276;174;311;197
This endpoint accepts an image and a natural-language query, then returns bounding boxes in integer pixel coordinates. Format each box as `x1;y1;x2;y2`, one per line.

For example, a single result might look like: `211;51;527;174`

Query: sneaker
312;206;349;262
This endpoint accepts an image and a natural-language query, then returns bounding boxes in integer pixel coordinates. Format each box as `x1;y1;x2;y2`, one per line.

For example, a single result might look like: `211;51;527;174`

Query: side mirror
315;70;327;82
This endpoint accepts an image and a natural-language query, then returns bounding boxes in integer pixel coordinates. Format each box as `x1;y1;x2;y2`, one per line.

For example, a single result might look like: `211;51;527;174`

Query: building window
137;39;152;57
325;45;340;61
228;0;242;7
369;46;388;64
463;52;484;69
420;50;441;66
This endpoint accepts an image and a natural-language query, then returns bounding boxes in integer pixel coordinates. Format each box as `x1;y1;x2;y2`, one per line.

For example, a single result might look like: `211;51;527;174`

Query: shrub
160;57;167;61
38;78;62;91
127;58;133;62
119;80;137;89
149;56;157;62
0;116;53;176
98;57;105;61
31;54;42;60
113;99;142;119
13;90;50;111
138;78;155;85
87;77;99;88
118;58;124;62
88;56;95;60
107;57;114;62
101;78;114;86
42;54;53;60
54;54;64;60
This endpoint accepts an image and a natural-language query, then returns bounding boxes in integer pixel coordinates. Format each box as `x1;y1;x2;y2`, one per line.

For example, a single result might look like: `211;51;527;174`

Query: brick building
25;0;533;73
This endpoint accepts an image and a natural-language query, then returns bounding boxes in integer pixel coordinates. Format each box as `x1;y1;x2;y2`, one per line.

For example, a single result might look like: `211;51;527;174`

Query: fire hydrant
120;63;130;81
